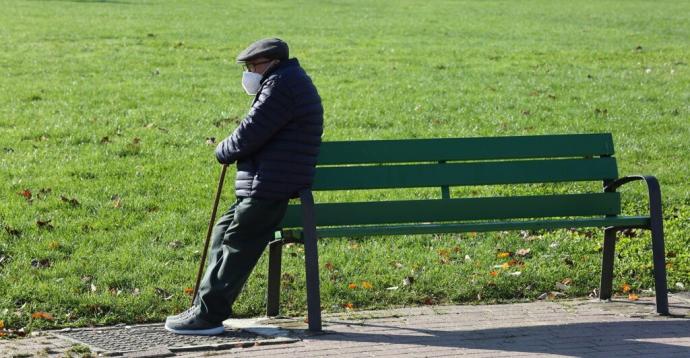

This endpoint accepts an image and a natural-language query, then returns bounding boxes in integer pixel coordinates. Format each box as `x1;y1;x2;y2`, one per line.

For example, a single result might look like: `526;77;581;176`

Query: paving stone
2;295;689;357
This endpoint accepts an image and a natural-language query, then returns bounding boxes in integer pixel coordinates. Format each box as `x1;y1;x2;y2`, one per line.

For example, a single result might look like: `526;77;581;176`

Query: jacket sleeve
215;77;293;164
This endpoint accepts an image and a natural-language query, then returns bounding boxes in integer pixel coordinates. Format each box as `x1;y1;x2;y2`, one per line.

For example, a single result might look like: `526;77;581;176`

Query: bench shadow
310;319;690;356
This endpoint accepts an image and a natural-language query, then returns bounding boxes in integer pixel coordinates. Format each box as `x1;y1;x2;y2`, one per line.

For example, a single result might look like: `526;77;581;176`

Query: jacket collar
261;58;299;83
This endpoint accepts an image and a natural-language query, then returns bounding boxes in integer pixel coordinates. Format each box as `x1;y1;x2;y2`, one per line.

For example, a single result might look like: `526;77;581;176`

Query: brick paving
2;293;689;357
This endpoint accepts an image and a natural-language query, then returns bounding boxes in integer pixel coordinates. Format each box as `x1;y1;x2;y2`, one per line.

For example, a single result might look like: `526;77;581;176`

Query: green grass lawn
1;0;688;332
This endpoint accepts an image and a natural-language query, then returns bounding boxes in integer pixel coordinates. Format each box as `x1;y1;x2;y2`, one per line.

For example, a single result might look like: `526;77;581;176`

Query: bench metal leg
266;239;283;317
647;177;669;315
300;190;322;332
599;227;617;300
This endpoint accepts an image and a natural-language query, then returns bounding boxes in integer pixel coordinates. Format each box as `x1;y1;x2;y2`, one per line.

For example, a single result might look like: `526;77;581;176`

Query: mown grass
0;0;688;331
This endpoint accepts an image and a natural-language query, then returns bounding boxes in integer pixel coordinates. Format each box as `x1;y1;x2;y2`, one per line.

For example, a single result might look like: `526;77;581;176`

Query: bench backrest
280;133;619;229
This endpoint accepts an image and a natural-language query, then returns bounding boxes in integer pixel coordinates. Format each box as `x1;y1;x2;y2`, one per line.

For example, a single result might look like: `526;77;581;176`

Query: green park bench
267;133;668;332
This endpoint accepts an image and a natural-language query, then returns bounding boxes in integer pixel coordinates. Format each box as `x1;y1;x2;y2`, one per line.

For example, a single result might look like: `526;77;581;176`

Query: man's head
236;38;289;75
236;38;289;95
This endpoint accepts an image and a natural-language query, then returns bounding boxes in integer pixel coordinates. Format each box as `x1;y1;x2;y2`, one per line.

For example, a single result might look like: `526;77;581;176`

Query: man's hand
215;141;235;164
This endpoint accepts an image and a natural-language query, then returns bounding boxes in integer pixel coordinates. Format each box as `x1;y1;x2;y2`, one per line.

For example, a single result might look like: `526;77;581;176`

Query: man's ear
263;60;280;74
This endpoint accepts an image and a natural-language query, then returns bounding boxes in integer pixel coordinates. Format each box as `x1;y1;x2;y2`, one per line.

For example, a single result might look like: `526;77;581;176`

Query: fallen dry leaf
489;271;498;277
516;248;531;257
324;262;335;271
621;228;638;238
555;282;571;291
31;312;54;321
497;252;512;258
0;320;4;329
549;292;567;299
18;189;32;202
111;194;122;208
184;287;194;296
561;278;573;285
281;272;295;284
588;288;600;299
36;219;54;230
31;258;51;268
628;293;639;301
361;281;373;289
343;302;354;310
37;188;51;199
347;283;357;289
155;287;173;300
4;226;21;237
60;195;80;207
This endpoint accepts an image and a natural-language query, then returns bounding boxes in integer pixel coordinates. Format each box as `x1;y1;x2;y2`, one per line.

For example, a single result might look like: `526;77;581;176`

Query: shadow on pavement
310;319;690;356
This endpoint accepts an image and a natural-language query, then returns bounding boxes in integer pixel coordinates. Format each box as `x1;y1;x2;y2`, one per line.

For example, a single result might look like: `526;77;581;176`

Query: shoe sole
164;323;225;336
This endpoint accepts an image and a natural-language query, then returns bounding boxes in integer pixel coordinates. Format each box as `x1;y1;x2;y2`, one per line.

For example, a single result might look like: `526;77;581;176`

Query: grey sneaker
166;307;198;323
165;310;224;336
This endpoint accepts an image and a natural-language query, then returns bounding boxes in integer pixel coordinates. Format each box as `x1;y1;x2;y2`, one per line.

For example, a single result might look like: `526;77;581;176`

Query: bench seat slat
280;193;621;227
281;216;650;239
318;133;614;165
313;158;618;190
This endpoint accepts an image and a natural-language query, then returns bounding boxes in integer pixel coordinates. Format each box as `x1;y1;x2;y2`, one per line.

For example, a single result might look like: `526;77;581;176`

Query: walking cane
191;164;228;306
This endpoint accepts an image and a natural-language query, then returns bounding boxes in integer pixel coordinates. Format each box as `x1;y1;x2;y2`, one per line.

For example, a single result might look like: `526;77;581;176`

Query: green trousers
195;196;288;323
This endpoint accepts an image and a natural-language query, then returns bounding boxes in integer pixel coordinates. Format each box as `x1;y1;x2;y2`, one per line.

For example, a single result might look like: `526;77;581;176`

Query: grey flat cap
236;38;289;63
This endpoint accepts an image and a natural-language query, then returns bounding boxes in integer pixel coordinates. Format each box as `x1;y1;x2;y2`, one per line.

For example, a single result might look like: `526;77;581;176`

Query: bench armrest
603;175;668;315
604;175;663;230
605;175;658;193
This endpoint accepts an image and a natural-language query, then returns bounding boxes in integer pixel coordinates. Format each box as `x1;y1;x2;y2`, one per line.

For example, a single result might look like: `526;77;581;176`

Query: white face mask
241;71;263;95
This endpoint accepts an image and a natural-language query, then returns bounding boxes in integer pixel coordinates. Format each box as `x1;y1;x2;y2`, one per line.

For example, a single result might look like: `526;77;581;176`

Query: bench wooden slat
312;157;618;190
280;193;621;228
281;216;650;239
317;133;614;165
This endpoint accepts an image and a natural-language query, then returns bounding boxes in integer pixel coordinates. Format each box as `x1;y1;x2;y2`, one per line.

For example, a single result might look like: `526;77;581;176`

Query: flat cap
236;38;289;63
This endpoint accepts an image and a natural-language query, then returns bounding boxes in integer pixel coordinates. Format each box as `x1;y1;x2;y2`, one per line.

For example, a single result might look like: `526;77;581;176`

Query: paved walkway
2;293;690;357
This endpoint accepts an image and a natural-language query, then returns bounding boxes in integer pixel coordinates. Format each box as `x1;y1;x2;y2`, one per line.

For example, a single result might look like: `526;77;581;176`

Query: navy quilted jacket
215;59;324;199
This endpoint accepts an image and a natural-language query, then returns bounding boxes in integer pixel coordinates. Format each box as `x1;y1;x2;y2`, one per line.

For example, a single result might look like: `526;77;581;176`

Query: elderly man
165;38;323;335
